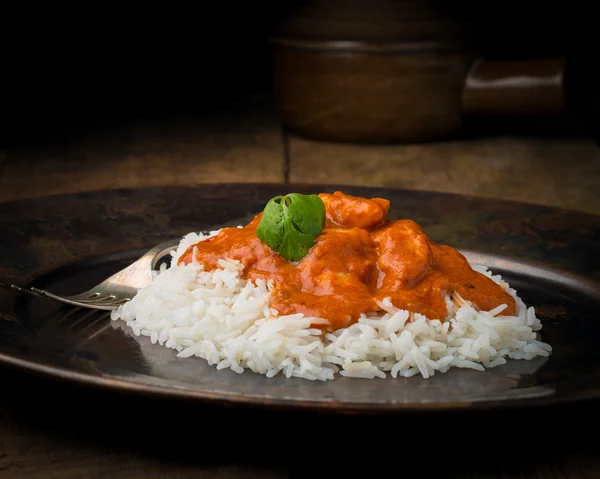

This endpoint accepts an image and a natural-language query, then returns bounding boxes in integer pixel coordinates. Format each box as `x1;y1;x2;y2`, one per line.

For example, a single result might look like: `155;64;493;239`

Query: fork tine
75;296;130;307
29;288;121;310
76;295;117;303
11;284;47;299
98;298;130;306
68;292;101;301
31;287;106;303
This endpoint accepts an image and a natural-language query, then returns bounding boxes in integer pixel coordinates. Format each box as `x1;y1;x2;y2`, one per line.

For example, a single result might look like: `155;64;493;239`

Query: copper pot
269;0;565;143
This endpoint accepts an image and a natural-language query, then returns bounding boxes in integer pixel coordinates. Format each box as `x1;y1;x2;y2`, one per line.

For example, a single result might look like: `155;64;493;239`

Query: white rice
111;230;553;381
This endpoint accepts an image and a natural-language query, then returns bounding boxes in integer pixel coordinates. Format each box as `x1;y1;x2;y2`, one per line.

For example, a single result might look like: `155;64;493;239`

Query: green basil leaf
256;193;326;261
256;195;285;251
285;193;326;238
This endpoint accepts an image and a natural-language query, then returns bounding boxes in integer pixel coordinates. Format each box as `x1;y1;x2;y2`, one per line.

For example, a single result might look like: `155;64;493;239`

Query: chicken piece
299;227;378;291
371;220;433;290
319;191;390;229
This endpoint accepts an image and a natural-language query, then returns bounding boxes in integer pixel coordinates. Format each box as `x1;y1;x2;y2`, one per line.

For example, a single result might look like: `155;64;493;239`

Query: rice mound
111;230;553;381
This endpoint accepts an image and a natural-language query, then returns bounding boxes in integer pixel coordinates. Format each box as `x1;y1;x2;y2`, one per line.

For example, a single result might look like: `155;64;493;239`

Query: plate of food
1;184;599;412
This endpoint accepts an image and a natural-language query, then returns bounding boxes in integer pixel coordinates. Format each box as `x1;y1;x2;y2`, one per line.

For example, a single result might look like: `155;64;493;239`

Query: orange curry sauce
178;192;516;330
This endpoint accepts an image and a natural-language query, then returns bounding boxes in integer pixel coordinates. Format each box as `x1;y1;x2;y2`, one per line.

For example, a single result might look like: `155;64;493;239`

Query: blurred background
0;0;598;212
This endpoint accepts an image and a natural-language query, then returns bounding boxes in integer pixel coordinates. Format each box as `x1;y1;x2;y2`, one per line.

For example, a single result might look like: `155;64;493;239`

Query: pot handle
461;56;565;116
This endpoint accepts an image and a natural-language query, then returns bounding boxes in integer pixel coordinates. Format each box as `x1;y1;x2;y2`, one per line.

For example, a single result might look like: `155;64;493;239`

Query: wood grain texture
288;135;600;215
0;112;284;203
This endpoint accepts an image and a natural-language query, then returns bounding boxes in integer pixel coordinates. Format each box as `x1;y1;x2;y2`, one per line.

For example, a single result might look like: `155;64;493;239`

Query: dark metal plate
1;184;599;413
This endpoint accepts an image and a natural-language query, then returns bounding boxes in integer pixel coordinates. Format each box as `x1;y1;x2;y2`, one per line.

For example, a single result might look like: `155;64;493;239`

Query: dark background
1;1;596;145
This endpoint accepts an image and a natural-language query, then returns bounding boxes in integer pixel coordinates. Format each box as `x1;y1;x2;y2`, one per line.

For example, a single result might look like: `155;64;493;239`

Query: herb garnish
256;193;326;261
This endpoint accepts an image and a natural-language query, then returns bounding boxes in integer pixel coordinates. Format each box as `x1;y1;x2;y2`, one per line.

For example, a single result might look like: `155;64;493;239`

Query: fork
11;237;181;310
9;215;254;310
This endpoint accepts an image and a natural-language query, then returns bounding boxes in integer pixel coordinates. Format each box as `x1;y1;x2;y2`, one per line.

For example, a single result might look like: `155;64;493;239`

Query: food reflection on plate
111;192;552;381
110;317;554;404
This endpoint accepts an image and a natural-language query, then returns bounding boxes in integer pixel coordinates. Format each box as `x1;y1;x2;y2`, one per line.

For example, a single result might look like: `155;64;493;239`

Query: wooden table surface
1;98;599;215
1;97;600;478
